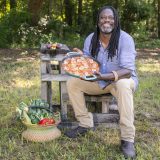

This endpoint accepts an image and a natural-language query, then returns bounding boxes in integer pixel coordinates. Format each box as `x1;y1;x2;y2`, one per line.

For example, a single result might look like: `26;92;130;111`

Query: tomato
38;118;55;125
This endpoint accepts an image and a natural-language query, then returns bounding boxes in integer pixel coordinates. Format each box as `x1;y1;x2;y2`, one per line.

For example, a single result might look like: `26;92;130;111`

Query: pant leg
110;78;135;142
66;78;112;128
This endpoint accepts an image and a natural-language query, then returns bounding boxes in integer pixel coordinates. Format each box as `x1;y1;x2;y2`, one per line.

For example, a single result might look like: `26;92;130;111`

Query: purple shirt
83;30;138;89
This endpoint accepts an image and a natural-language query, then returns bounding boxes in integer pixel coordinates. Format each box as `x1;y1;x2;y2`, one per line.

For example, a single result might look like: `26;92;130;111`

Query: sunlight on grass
135;59;160;120
137;59;160;72
0;51;160;160
139;63;160;72
13;78;39;88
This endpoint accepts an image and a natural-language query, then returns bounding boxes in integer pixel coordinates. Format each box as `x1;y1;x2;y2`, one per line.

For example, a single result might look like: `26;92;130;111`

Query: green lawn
0;49;160;160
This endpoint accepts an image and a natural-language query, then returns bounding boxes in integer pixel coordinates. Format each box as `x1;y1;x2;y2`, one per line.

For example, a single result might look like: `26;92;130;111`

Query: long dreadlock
89;6;121;60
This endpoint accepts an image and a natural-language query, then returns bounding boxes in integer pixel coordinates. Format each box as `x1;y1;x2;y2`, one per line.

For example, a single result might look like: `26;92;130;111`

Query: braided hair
89;6;121;60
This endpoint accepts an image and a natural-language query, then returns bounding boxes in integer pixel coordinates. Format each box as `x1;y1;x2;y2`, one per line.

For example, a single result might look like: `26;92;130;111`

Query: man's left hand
93;71;102;80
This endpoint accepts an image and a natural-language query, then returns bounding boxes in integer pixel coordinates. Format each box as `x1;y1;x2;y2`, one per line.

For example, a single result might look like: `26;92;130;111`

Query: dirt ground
0;48;160;61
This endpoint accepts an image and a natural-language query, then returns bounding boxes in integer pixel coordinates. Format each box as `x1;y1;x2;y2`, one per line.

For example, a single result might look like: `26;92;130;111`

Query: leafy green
17;99;56;125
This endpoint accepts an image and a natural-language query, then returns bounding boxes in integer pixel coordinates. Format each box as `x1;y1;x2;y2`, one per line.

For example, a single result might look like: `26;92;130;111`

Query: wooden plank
58;113;119;129
41;61;48;101
47;81;52;107
50;54;66;61
40;53;66;61
85;95;112;102
41;74;70;81
41;82;48;101
46;48;70;55
40;54;50;61
102;100;109;113
58;122;119;129
40;61;52;107
96;123;119;128
60;82;68;120
59;61;69;121
62;93;113;102
93;113;119;123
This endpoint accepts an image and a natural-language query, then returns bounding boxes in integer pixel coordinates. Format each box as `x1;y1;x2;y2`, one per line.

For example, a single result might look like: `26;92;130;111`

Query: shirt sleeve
83;33;93;56
118;33;137;71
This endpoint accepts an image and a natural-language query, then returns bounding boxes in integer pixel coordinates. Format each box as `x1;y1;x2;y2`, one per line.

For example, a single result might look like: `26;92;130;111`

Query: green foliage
121;0;152;33
47;18;69;38
0;9;30;47
0;24;9;47
123;1;151;21
136;38;160;49
0;0;159;48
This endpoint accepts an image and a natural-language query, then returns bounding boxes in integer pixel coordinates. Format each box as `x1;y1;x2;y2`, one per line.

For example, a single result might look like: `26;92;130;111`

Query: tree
158;0;160;38
77;0;82;25
121;0;151;33
28;0;44;26
48;0;53;17
0;0;7;13
10;0;16;9
64;0;73;25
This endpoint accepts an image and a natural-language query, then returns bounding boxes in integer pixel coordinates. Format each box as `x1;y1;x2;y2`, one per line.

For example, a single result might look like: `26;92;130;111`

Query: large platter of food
62;52;100;80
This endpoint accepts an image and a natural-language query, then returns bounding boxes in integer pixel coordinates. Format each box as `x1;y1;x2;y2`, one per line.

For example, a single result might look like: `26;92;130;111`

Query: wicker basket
22;114;61;142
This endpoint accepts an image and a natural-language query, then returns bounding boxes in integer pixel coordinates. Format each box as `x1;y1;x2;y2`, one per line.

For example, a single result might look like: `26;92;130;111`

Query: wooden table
40;47;70;120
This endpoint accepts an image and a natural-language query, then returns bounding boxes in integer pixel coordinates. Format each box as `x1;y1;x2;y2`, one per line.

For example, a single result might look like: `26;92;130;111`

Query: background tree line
0;0;160;48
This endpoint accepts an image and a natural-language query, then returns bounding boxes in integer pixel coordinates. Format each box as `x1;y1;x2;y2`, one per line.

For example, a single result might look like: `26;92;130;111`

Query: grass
0;48;160;160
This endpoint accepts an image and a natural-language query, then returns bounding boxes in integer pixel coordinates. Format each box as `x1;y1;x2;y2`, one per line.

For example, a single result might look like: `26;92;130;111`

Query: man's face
98;9;115;35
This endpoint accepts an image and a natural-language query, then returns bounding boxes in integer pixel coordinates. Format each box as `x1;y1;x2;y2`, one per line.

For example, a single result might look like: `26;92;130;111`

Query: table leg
41;61;52;108
60;82;68;121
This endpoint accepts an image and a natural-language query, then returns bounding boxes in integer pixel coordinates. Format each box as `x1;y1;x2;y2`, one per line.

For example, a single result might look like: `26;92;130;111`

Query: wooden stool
61;93;118;121
85;93;113;113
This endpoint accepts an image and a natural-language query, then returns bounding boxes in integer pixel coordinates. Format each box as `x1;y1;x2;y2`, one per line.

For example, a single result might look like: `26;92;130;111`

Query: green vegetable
17;99;59;125
31;116;39;124
19;102;28;112
21;110;32;124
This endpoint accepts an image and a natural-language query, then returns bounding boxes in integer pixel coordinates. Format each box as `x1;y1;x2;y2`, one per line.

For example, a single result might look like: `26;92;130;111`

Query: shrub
0;10;30;48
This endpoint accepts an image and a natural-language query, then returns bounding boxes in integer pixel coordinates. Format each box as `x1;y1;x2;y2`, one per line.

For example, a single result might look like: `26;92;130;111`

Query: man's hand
72;48;83;55
80;72;102;82
93;71;102;80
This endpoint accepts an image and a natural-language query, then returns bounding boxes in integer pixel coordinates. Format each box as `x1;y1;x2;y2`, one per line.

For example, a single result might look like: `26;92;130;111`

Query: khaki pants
66;78;135;142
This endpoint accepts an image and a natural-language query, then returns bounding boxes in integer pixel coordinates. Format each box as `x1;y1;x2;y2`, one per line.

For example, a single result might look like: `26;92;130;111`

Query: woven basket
22;125;61;142
21;113;61;142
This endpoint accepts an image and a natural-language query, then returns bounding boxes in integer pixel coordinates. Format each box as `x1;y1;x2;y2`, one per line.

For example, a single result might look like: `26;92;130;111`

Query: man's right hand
72;48;83;55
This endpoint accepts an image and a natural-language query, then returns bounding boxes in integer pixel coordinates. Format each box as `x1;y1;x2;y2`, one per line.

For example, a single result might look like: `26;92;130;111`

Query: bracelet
112;71;118;81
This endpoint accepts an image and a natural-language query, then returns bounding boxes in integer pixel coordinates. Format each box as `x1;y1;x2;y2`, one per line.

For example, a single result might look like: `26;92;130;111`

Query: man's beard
99;23;114;34
100;28;113;34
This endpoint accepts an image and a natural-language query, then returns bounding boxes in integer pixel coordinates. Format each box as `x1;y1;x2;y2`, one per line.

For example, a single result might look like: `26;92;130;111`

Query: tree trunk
115;0;119;10
122;0;133;33
158;0;160;38
10;0;16;9
60;0;64;20
28;0;44;26
77;0;82;25
92;0;98;25
64;0;73;25
48;0;53;17
1;0;6;12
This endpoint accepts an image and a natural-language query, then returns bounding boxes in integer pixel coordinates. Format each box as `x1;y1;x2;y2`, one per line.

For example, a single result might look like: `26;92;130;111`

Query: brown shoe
121;140;136;159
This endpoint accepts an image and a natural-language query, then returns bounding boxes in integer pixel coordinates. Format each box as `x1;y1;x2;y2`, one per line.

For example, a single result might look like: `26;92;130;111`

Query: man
64;6;138;159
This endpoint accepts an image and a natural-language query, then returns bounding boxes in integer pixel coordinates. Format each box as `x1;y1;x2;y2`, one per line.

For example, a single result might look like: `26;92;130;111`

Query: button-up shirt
83;30;138;89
